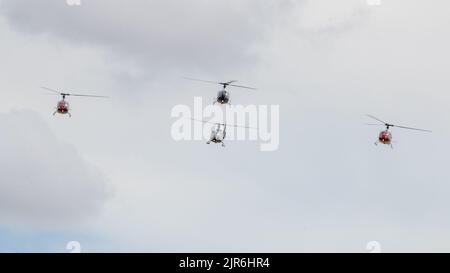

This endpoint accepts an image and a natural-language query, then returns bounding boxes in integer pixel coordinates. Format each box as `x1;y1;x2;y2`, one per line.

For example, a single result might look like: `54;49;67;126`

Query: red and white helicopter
367;114;431;148
41;87;108;117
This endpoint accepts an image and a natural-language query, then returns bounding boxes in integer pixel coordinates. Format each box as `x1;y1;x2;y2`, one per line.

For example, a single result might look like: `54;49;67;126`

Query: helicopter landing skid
53;111;71;118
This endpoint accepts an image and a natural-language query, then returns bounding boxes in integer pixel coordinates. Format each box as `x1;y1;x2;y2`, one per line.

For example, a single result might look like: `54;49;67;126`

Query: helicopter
184;77;256;105
366;114;431;148
191;118;256;147
41;87;108;117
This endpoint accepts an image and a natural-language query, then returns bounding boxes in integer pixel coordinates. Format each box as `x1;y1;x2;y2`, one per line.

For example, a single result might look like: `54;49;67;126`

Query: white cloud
0;110;110;228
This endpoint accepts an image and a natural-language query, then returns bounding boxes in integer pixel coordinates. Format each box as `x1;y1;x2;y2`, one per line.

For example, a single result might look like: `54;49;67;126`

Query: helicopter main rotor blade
183;77;221;85
224;80;238;85
190;118;215;125
227;123;258;129
366;123;384;126
41;86;62;95
190;118;257;129
393;125;432;133
366;114;387;125
184;77;257;90
227;83;257;90
69;94;109;98
41;87;108;98
190;118;220;126
367;115;431;132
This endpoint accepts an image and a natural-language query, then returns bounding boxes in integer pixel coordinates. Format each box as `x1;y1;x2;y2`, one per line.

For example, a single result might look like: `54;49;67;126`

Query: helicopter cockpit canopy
211;123;225;132
211;125;219;132
58;100;69;108
217;90;228;96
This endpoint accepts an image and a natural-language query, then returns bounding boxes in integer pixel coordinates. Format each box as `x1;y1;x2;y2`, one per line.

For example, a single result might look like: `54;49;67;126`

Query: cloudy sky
0;0;450;252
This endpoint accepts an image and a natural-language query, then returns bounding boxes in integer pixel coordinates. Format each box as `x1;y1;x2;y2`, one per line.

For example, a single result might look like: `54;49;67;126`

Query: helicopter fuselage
378;130;392;145
208;124;226;145
216;90;230;104
56;100;70;115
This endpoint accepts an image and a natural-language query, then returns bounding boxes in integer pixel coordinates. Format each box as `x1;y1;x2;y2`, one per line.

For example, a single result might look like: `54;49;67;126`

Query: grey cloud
0;110;109;228
1;0;450;252
0;0;300;75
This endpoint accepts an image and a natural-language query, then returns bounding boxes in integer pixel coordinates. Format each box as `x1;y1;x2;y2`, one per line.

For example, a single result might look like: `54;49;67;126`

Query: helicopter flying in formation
366;115;431;148
191;118;256;147
39;85;432;150
184;77;256;105
41;87;108;117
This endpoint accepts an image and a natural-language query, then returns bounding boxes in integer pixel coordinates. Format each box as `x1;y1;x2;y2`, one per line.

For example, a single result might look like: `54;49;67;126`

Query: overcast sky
1;0;450;252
